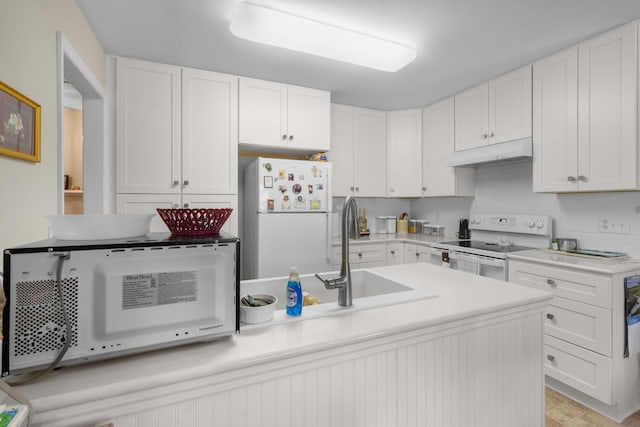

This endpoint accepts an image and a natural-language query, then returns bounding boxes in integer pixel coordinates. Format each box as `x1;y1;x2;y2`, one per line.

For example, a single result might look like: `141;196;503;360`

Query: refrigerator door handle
326;212;332;263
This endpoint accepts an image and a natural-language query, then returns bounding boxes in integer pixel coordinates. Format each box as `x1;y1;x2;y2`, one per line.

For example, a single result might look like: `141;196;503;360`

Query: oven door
449;251;507;281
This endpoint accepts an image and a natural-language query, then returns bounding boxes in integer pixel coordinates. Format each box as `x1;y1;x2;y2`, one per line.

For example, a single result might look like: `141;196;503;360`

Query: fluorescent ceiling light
229;2;417;72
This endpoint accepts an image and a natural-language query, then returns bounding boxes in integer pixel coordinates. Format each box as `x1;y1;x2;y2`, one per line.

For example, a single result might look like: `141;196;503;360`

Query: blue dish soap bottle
286;267;302;316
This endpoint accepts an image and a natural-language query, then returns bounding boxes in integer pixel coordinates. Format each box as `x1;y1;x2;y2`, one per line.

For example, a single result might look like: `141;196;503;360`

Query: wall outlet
598;217;630;234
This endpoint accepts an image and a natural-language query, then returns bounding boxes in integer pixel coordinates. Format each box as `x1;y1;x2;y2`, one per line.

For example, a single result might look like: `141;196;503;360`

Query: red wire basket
156;208;233;236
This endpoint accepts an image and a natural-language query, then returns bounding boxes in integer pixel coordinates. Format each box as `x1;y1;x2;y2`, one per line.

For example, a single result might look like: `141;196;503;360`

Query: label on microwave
122;271;198;310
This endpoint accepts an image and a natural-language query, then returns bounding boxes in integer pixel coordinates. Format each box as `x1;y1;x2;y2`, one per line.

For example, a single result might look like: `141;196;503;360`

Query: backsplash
411;161;640;257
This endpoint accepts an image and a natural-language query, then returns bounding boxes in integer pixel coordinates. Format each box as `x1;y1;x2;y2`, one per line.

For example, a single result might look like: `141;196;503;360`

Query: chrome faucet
315;196;360;307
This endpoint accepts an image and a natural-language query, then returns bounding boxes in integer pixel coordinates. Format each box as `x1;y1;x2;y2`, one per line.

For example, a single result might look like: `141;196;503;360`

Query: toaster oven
2;232;239;376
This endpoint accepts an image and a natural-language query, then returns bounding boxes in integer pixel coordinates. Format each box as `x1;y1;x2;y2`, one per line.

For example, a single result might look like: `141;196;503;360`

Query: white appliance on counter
2;232;240;376
244;157;332;279
430;213;551;281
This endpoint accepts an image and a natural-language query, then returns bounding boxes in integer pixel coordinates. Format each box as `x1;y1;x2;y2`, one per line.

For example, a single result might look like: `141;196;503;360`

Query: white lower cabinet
509;259;640;416
404;243;431;264
331;243;387;269
386;242;404;265
116;194;238;235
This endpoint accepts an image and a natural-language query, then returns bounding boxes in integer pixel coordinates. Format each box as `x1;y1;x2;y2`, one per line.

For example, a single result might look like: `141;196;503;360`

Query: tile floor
546;388;640;426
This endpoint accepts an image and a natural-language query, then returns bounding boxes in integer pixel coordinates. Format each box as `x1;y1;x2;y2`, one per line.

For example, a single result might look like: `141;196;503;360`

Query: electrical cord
6;253;72;386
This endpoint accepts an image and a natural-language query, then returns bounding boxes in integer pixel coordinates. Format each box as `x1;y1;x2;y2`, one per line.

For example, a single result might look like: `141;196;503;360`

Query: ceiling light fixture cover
229;2;417;72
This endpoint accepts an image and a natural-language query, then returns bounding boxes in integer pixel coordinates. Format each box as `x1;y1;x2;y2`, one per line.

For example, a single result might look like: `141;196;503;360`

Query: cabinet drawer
333;244;386;265
508;261;612;308
544;335;612;404
545;297;611;357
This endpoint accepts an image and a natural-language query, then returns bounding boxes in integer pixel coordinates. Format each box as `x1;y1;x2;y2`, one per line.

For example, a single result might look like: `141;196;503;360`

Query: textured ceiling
76;0;640;110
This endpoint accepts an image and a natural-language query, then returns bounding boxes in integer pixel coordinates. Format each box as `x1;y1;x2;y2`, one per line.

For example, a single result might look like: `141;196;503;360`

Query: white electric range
430;213;552;281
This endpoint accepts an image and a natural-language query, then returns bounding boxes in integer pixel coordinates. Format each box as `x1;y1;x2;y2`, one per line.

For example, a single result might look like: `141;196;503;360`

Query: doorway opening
57;32;105;215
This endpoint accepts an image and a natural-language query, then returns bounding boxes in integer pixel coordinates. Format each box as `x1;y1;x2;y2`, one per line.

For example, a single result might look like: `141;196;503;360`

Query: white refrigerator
244;157;332;279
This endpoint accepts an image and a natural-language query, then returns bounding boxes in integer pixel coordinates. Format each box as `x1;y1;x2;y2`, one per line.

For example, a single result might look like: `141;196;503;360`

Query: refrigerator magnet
311;165;318;177
267;199;274;210
264;176;273;188
282;195;290;209
288;173;294;181
264;162;272;172
292;183;302;194
316;183;324;191
298;174;304;180
308;184;314;194
310;199;321;210
295;196;306;208
279;184;287;193
278;170;285;179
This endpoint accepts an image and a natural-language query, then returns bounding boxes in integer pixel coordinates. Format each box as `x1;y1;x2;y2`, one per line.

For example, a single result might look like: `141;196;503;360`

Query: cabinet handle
577;175;587;182
172;180;180;186
289;135;294;141
546;313;555;320
416;253;420;258
355;187;359;192
482;134;488;139
350;186;354;191
282;134;287;140
489;132;494;137
422;187;426;191
546;354;555;362
358;253;363;257
173;203;180;208
546;278;556;286
567;176;577;182
390;188;395;193
183;203;189;208
390;250;395;255
183;180;189;186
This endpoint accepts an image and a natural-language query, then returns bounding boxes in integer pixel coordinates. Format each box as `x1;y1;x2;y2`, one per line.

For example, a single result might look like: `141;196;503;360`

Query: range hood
447;138;532;167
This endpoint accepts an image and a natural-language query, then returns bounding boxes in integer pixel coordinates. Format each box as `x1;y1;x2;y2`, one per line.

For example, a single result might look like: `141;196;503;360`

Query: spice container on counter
408;220;418;234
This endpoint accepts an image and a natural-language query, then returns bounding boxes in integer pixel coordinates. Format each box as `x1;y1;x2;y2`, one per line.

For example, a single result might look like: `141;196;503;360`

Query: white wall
411;161;640;256
0;0;105;251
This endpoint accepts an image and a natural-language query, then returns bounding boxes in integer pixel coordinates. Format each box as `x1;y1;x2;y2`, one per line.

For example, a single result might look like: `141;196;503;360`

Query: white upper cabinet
577;23;638;192
533;23;638;192
387;109;422;197
182;68;238;195
533;47;579;192
329;104;386;197
116;58;238;195
455;65;532;151
239;77;330;152
117;58;181;194
422;98;475;197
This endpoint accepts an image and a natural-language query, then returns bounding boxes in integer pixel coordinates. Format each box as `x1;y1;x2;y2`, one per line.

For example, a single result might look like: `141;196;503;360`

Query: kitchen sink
240;269;436;329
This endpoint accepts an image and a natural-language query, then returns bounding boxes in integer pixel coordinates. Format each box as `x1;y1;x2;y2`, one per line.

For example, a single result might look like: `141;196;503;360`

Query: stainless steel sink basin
240;269;436;329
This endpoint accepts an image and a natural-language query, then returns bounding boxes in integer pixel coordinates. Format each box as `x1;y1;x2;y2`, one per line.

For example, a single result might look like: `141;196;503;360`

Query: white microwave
2;232;239;376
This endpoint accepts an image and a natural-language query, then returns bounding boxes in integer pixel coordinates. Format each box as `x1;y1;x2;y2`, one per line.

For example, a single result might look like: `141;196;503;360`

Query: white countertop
333;233;457;246
508;249;640;275
14;263;552;415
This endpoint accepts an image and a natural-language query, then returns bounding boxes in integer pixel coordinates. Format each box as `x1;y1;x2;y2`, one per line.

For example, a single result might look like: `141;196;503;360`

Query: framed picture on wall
0;81;41;162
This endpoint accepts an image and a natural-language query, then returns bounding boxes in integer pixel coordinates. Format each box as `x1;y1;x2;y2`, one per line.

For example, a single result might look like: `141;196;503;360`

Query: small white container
239;294;278;324
375;216;388;234
387;216;397;234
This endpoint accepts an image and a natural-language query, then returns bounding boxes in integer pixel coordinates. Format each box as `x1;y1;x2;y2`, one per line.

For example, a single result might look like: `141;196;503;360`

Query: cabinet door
354;107;387;197
577;23;638;191
116;194;180;232
329;104;355;197
386;243;404;265
387;109;422;197
422;98;474;197
239;77;287;147
183;194;239;235
116;58;181;194
454;84;489;151
489;65;532;144
403;244;417;263
415;245;432;263
182;68;238;194
287;85;330;151
532;47;579;192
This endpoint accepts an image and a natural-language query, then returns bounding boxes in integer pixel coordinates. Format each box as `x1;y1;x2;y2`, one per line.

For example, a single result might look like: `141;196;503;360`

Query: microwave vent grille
14;278;79;357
